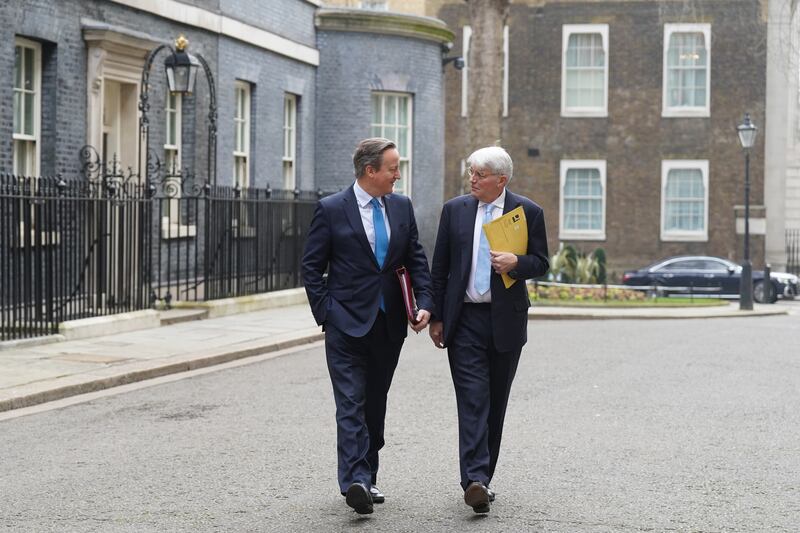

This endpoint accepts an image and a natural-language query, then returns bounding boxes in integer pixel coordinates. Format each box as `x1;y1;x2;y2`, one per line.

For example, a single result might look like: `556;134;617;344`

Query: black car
622;255;799;303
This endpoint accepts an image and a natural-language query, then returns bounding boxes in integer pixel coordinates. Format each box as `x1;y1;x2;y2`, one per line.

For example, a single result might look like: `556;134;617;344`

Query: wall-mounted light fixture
441;41;465;71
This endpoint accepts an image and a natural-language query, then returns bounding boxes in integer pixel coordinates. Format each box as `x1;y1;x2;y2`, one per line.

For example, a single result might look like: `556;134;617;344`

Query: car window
659;260;697;271
698;260;728;271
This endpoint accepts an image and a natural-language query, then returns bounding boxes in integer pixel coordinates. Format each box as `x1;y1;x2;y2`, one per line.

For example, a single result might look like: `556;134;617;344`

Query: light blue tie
474;204;493;295
371;198;389;310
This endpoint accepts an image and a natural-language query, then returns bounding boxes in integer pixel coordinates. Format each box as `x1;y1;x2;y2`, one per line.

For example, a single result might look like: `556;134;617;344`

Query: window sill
660;232;708;242
559;231;606;241
661;108;710;118
561;109;608;118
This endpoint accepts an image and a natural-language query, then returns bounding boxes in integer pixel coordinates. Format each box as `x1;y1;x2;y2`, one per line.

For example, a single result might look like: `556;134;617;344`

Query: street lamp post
737;112;757;310
138;34;217;188
138;35;217;309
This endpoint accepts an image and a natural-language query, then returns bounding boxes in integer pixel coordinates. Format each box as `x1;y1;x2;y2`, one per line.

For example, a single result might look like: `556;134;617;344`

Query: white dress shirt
465;189;506;303
353;181;391;255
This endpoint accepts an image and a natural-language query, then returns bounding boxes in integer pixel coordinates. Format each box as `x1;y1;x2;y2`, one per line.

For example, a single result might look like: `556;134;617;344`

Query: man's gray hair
353;138;397;178
467;146;513;181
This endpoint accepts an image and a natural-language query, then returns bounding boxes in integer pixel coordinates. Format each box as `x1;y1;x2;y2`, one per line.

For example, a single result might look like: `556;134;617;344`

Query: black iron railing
1;172;323;341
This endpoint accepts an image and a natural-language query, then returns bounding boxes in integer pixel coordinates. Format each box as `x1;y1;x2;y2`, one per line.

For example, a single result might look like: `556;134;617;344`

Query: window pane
566;35;578;67
399;97;408;125
565;32;604;109
24;92;34;135
385;126;397;144
24;47;34;90
371;95;381;124
385;96;397;123
665;168;704;231
396;126;408;156
13;92;22;135
563;167;603;230
667;31;707;109
14;46;22;89
372;93;412;195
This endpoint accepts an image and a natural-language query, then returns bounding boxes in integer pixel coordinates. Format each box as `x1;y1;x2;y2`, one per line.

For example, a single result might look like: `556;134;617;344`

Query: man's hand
429;320;445;348
410;309;431;333
490;251;518;274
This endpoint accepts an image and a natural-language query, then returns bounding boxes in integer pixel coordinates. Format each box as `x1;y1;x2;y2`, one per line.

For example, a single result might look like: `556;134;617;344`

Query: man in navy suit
302;138;433;515
429;146;549;514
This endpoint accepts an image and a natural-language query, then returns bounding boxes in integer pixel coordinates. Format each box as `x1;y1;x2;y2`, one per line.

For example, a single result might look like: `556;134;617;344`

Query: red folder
395;266;420;325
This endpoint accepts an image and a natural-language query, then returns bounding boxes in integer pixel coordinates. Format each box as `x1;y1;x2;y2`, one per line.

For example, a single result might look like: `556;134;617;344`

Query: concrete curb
171;288;308;318
59;310;161;340
0;328;323;413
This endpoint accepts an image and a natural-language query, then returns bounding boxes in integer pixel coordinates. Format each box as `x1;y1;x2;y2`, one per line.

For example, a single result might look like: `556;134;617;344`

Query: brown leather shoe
345;482;373;514
464;481;491;514
487;488;496;502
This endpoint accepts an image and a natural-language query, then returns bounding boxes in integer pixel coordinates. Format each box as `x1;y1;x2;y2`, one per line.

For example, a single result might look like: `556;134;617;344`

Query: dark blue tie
371;197;388;311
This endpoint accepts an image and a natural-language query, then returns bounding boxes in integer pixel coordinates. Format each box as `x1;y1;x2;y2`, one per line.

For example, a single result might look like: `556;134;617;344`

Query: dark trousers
447;303;522;490
325;311;404;493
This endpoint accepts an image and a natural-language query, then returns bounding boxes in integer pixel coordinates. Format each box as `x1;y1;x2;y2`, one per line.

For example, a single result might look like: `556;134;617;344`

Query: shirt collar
353;181;382;208
478;188;506;213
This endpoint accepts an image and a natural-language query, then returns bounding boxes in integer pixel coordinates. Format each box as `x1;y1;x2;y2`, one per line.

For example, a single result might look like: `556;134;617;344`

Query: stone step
160;308;209;326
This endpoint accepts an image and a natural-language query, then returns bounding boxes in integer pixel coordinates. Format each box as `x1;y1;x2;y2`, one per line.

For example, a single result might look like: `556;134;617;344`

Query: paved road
1;315;799;532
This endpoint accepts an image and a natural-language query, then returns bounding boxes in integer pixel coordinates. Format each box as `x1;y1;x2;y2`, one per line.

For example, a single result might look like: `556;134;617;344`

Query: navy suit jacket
430;190;549;352
302;186;433;341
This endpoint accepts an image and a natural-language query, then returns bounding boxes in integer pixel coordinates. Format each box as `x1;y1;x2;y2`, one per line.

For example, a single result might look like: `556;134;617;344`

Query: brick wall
438;0;768;276
221;0;317;47
315;29;446;252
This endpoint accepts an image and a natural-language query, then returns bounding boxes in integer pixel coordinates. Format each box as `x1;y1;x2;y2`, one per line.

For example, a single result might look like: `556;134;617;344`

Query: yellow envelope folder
482;205;527;288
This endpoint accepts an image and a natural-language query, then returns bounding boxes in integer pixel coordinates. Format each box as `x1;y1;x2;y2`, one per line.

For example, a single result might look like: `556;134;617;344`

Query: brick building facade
1;0;453;252
435;0;770;276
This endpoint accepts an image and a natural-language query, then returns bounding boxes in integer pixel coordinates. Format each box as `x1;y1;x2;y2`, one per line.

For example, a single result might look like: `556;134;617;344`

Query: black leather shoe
345;482;373;514
487;488;496;502
369;485;385;504
464;481;490;514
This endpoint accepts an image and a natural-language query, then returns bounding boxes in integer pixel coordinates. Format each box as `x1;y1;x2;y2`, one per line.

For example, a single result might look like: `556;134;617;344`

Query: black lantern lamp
736;113;758;310
164;35;200;94
737;113;757;149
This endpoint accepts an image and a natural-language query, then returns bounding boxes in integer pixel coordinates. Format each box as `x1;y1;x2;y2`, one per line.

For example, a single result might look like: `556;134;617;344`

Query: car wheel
753;281;777;304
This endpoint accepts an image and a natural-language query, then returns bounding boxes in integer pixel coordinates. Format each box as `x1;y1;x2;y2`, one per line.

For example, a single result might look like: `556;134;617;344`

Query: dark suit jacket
430;190;549;352
302;186;433;341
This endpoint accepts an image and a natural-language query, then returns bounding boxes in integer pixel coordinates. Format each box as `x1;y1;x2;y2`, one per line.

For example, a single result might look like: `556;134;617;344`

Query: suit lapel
502;189;520;214
383;194;402;269
460;196;479;281
342;187;379;267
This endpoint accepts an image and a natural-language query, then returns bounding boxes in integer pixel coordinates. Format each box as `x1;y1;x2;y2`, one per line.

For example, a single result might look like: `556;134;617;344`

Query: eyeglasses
467;167;498;180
